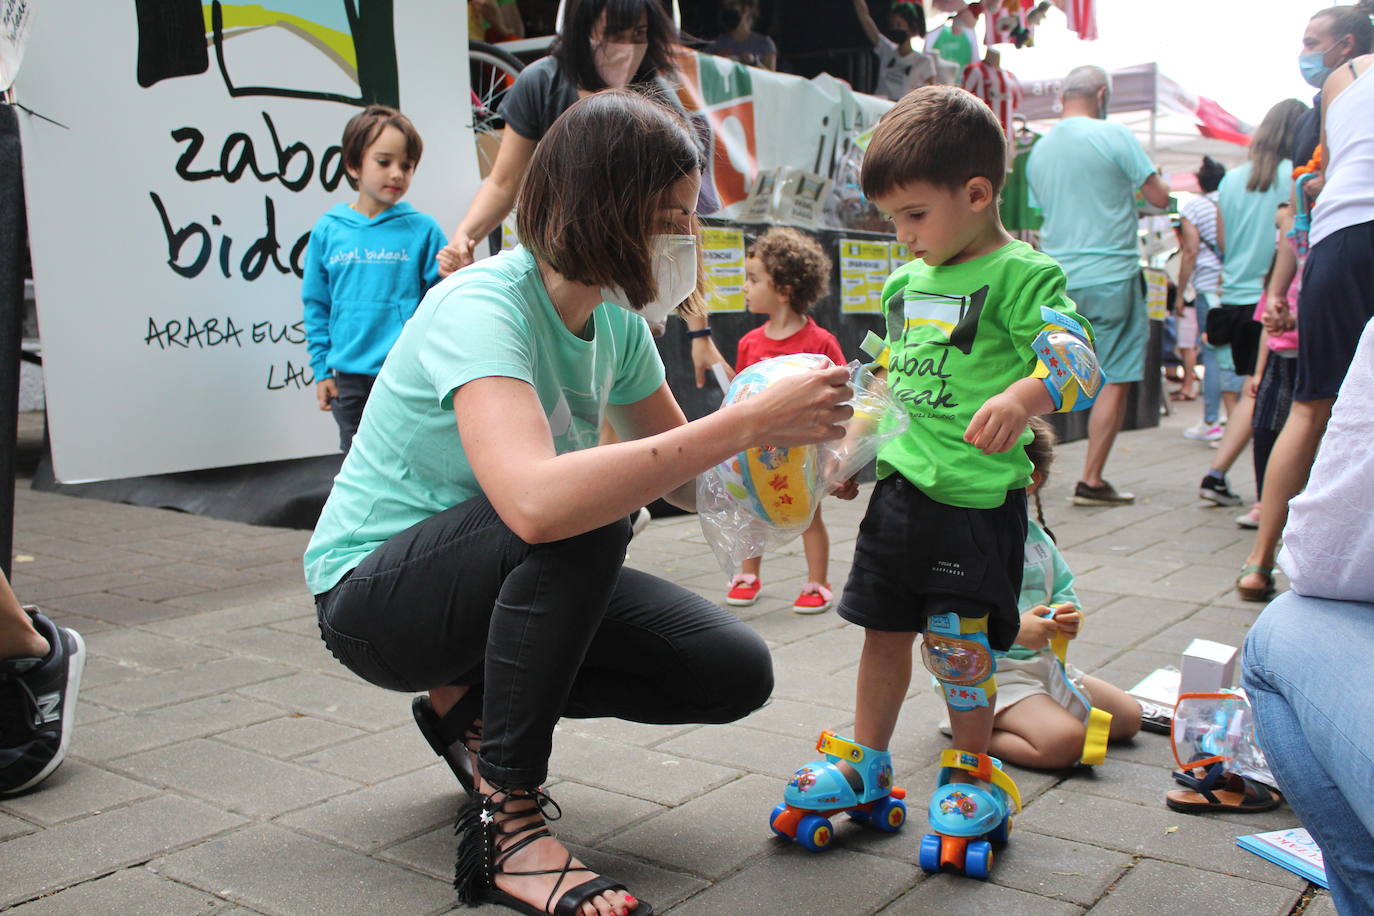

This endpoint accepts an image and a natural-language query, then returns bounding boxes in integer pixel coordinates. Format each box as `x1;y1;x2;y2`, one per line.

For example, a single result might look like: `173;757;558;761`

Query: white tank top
1310;62;1374;248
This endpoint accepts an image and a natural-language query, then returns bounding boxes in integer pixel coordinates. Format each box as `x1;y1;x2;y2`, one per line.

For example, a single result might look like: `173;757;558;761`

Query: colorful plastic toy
715;353;826;529
770;731;907;852
919;750;1021;879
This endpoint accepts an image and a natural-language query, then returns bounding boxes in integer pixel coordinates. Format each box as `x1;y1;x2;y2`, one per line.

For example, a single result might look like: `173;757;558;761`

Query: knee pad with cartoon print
921;612;998;711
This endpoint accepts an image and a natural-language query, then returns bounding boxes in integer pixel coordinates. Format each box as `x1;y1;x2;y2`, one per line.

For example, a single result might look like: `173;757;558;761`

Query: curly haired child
724;227;846;614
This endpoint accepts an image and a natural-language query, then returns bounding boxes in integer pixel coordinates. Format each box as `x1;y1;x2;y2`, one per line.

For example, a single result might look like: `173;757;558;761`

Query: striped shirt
961;62;1021;145
1180;192;1222;296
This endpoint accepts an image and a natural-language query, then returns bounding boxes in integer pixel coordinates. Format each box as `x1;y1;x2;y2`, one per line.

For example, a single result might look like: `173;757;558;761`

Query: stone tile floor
1;407;1332;914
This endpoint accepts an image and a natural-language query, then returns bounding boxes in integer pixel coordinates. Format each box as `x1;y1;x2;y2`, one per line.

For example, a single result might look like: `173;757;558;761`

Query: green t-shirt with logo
304;246;665;594
875;240;1092;508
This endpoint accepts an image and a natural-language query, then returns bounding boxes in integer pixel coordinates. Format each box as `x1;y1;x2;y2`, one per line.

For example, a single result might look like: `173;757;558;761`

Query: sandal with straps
1165;761;1283;814
413;688;482;797
454;785;653;916
1235;564;1277;603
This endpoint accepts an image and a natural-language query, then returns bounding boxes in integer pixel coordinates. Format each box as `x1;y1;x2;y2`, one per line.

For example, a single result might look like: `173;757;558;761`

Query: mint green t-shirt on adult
876;240;1093;509
303;246;666;595
1219;159;1293;306
1027;117;1156;289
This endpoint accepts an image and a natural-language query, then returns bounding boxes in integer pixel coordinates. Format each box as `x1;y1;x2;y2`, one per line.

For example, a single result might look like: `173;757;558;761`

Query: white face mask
602;234;698;327
593;39;648;88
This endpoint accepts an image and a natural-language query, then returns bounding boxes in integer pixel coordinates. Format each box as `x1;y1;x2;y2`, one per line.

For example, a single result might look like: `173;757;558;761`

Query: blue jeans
1194;292;1242;425
1243;591;1374;915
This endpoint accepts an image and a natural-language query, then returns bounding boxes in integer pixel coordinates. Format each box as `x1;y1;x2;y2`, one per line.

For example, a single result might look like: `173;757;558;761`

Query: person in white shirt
1243;313;1374;916
850;0;936;101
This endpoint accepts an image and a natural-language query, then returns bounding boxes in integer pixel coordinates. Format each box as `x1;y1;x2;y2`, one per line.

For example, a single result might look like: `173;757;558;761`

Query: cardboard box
1180;639;1238;695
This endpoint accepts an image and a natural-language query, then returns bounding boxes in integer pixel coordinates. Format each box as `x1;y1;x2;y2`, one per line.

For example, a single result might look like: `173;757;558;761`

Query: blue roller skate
769;731;907;852
918;750;1021;879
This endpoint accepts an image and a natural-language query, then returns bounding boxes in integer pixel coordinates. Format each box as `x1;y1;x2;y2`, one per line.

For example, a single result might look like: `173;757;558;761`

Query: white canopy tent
1019;63;1254;182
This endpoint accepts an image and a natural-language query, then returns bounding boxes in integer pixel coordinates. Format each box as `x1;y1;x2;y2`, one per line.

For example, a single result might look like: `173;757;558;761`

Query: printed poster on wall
17;2;478;482
701;226;745;313
839;239;891;314
1143;267;1170;320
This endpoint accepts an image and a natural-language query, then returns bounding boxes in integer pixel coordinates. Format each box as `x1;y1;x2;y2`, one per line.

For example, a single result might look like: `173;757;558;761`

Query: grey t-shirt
498;56;582;142
703;32;776;68
495;56;720;214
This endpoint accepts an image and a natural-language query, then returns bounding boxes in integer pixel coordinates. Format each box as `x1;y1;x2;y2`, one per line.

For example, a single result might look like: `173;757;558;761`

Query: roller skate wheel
873;796;906;833
965;840;994;879
989;815;1012;845
796;814;833;852
769;803;792;839
918;833;942;873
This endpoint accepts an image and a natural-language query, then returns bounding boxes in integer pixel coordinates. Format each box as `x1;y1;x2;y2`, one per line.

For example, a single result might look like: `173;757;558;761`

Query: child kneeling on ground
969;418;1142;770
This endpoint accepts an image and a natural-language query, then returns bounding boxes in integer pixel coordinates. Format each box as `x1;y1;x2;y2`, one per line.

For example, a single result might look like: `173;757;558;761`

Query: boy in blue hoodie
303;105;447;451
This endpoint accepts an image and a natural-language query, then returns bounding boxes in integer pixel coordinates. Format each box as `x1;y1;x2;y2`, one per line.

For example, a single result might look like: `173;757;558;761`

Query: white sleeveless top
1310;62;1374;248
1279;317;1374;602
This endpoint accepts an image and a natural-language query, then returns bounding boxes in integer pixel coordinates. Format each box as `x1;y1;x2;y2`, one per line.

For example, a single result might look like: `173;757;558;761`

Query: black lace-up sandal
453;785;653;916
412;688;482;797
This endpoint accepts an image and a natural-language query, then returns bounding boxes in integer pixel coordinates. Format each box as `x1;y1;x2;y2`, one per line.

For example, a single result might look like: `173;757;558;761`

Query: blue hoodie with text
302;201;446;380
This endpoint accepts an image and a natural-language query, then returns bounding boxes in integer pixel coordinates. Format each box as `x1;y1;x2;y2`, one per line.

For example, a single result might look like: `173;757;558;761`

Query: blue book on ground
1235;827;1328;888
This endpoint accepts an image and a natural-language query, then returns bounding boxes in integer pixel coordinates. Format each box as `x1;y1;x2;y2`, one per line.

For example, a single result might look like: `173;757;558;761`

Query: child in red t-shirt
726;227;846;614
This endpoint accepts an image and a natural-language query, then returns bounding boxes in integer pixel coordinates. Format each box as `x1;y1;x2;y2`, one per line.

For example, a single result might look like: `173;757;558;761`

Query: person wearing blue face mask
1291;4;1373;191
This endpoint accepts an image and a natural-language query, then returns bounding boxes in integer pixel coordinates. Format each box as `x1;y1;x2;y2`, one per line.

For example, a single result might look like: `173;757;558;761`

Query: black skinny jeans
314;495;773;789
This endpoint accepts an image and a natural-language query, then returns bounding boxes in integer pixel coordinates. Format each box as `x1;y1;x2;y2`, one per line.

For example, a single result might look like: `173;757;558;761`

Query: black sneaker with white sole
1198;474;1243;507
1;608;86;795
1072;480;1135;506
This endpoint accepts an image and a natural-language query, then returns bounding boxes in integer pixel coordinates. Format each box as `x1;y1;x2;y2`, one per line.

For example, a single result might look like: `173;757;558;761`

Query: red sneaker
793;582;833;615
726;574;761;607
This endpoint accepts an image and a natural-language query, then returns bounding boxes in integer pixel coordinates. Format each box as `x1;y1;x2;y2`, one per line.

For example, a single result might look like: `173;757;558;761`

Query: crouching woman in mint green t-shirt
303;91;853;916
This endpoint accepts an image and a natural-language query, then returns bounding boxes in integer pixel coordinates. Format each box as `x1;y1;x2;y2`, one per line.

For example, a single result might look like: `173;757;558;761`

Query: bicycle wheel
468;40;524;177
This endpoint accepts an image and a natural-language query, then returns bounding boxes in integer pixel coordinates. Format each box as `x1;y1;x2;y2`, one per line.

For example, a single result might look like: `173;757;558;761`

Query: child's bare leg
946;703;997;782
853;629;916;749
741;556;762;579
0;570;48;661
801;509;829;585
989;695;1085;770
1081;675;1142;740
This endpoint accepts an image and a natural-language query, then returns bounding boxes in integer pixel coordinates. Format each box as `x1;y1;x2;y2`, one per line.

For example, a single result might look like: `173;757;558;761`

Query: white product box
1179;638;1238;695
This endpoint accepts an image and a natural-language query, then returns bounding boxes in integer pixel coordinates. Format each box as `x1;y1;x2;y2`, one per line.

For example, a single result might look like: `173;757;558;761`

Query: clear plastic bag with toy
696;353;909;576
1171;691;1274;786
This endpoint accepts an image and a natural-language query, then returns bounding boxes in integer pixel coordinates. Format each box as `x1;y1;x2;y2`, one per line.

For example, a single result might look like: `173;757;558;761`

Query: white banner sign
17;1;477;481
0;0;33;92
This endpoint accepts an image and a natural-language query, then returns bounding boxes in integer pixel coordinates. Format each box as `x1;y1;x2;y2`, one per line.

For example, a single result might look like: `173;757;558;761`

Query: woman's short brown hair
517;90;706;313
861;85;1007;200
748;227;831;314
341;105;424;190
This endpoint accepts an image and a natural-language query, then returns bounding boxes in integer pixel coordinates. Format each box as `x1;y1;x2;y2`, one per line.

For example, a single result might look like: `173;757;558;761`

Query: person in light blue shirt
302;106;447;453
1027;65;1172;507
305;91;853;916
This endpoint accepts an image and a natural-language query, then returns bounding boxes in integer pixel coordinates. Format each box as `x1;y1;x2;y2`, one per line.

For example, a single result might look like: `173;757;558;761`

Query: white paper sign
0;0;32;92
16;2;477;481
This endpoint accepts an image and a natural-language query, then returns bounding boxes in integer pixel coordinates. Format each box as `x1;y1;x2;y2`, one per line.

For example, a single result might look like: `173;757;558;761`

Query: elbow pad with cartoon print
1030;307;1103;412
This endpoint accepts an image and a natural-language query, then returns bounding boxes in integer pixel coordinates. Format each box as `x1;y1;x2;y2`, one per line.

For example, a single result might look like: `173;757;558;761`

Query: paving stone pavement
2;408;1335;915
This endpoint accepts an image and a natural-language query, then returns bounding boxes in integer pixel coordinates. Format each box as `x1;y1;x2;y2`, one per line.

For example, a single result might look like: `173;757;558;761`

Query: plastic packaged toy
1171;691;1272;787
697;354;908;576
770;730;908;851
919;750;1021;879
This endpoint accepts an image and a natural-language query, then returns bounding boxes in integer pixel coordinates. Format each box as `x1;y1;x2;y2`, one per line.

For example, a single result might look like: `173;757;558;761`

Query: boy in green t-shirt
776;86;1102;875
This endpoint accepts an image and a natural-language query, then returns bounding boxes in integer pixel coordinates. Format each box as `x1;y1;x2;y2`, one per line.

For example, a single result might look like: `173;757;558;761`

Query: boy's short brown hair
861;85;1007;200
748;227;831;314
341;105;424;190
517;90;707;314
